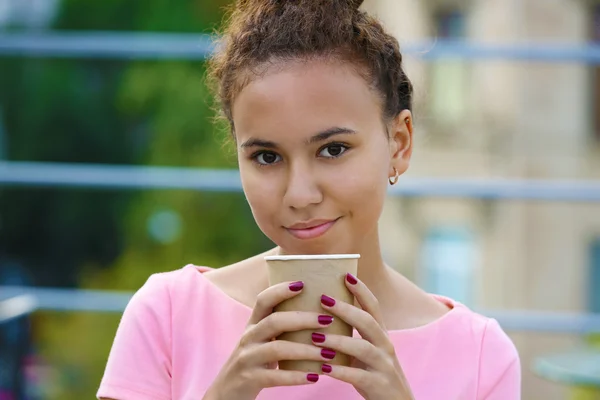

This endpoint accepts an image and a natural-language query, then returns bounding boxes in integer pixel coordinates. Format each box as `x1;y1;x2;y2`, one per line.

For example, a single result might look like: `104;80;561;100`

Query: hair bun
238;0;364;11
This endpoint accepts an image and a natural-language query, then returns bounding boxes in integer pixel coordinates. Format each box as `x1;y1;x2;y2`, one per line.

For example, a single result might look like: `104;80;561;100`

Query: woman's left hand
315;273;415;400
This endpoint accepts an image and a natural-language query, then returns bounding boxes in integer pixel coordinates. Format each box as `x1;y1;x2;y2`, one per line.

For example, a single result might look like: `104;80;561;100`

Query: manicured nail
346;273;358;285
289;281;304;292
318;315;334;325
307;373;319;383
312;332;326;343
321;294;336;307
321;348;336;360
322;364;332;374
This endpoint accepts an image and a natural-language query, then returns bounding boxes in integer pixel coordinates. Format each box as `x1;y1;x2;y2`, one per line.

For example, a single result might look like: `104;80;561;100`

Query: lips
286;218;339;240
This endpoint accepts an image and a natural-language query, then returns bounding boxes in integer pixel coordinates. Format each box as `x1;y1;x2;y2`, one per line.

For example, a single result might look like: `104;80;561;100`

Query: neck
354;227;392;294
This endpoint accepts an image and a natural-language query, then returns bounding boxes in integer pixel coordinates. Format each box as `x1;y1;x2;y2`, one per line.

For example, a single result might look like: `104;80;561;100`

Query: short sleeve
477;319;521;400
97;274;173;400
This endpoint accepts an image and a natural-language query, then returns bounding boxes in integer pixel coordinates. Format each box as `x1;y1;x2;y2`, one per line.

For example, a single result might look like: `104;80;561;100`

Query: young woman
98;0;521;399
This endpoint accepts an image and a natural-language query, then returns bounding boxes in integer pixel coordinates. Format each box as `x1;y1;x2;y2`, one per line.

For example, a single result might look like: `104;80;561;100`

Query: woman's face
232;60;412;255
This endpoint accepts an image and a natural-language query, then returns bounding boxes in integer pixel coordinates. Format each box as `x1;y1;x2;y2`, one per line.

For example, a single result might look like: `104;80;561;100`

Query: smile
285;218;339;240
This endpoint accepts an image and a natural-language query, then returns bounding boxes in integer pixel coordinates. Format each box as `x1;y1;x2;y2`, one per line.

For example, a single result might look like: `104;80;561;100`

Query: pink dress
97;265;520;399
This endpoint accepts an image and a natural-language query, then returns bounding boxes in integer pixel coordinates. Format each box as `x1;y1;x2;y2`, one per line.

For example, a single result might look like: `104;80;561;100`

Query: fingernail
322;364;332;373
318;315;334;325
312;332;326;343
307;373;319;383
321;294;335;307
321;348;336;360
289;281;304;292
346;273;358;285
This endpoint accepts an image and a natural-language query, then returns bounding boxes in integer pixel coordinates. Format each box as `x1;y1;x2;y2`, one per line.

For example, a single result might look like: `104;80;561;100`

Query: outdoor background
1;0;600;399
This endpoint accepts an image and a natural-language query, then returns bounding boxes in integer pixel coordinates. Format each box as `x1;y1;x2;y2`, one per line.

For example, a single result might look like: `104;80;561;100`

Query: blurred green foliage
0;0;272;397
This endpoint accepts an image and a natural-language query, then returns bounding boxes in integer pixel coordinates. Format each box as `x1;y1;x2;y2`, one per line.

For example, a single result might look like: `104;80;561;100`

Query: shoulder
456;304;519;365
125;265;210;313
476;316;521;392
446;299;519;360
133;264;202;294
97;267;205;399
443;300;520;397
478;317;519;361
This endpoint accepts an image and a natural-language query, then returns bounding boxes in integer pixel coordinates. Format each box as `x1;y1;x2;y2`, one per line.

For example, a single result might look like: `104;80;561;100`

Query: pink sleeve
97;274;172;400
477;319;521;400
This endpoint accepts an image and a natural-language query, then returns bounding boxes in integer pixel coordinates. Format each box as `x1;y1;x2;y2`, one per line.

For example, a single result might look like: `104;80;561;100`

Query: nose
282;163;323;210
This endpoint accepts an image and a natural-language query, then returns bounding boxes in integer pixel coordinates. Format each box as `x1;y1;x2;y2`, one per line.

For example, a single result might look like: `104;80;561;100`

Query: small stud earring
389;167;399;185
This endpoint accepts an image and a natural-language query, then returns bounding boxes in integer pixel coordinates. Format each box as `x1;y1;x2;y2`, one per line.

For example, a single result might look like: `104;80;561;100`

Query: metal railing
2;286;600;334
2;161;600;201
1;32;600;64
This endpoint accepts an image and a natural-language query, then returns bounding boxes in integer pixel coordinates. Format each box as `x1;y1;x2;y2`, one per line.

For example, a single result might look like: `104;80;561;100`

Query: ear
388;110;413;178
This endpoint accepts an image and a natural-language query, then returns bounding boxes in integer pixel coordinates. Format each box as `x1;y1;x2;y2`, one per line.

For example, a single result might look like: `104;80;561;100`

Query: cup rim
264;254;361;261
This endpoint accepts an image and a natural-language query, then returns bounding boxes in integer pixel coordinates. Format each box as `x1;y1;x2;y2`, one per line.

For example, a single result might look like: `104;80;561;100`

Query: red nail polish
321;294;335;307
312;332;326;343
307;373;319;383
322;364;332;373
289;281;304;292
321;348;336;360
346;273;358;285
318;315;333;325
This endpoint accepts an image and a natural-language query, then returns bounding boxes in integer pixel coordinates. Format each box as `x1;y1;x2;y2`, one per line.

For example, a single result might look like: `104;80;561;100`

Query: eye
254;151;281;165
319;143;348;158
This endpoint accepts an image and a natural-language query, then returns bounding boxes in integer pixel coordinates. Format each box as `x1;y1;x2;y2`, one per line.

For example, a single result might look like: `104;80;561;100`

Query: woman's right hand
203;281;334;400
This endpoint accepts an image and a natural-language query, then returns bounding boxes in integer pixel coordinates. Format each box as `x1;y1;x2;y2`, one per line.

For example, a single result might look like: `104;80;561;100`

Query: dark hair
207;0;413;135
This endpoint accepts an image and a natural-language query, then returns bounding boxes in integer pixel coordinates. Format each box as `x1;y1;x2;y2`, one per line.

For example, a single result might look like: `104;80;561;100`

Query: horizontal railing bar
0;33;599;64
0;294;38;323
2;286;600;333
2;161;600;202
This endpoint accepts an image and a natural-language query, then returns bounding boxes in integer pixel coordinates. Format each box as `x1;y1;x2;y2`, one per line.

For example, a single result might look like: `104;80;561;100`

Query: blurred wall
366;0;600;399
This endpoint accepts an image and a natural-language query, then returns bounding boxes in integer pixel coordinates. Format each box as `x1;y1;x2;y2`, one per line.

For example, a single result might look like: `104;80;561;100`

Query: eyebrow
240;127;357;149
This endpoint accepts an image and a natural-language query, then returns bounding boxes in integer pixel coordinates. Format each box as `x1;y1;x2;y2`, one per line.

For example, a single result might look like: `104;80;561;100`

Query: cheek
349;144;389;193
240;167;280;228
329;156;388;216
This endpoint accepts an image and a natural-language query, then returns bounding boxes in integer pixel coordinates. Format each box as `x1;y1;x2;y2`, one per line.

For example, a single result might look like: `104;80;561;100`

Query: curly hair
207;0;413;135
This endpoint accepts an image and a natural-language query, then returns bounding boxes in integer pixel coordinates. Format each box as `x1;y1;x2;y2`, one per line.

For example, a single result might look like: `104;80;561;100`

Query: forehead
231;60;382;141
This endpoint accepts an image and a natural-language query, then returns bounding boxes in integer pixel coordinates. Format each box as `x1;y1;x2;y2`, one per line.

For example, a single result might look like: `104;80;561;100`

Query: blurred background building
370;1;600;399
1;0;599;398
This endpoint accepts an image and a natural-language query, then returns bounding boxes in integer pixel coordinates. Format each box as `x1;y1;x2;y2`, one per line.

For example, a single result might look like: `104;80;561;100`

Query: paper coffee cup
265;254;360;373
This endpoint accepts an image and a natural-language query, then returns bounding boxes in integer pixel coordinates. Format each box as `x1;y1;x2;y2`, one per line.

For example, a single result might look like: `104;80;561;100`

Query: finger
256;369;321;388
320;293;389;348
310;333;386;369
319;363;375;390
249;281;305;325
344;273;385;327
246;311;334;343
246;340;336;366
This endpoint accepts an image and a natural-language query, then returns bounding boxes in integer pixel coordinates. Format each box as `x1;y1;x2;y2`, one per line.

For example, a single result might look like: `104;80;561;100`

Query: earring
405;117;410;125
389;167;399;185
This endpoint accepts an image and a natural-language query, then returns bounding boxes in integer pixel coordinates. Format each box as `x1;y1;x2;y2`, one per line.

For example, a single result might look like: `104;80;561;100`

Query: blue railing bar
483;309;600;334
0;161;242;192
0;294;38;324
1;286;131;314
1;161;600;202
412;40;600;64
0;31;216;60
3;286;600;333
1;32;600;64
387;177;600;202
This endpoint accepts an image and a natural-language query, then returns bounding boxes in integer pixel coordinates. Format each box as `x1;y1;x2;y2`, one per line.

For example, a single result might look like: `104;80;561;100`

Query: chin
279;238;354;255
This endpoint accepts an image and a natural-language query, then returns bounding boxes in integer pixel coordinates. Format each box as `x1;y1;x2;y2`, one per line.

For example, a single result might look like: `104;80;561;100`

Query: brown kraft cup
265;254;360;373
